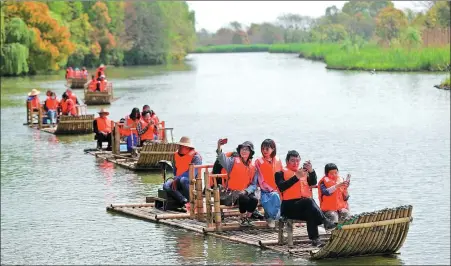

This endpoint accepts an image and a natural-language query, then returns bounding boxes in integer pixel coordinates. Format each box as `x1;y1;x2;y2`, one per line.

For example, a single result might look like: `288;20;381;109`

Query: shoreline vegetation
435;76;451;90
192;43;450;72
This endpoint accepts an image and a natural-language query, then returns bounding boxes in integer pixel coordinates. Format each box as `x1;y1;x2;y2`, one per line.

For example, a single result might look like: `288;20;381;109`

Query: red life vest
139;119;155;141
95;117;112;133
281;168;312;201
227;157;255;191
174;150;196;176
255;156;282;192
318;176;348;212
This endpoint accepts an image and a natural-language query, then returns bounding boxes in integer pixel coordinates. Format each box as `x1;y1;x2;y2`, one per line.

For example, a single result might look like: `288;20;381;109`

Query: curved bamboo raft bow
309;205;413;259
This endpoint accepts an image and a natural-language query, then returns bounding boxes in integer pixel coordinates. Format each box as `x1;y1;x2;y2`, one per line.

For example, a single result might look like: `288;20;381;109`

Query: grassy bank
194;43;450;72
436;76;451;90
193;44;270;53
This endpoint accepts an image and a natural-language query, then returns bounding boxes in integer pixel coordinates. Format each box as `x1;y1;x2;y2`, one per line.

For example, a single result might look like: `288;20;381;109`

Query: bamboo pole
196;168;204;221
286;219;294;247
213;186;222;232
188;164;195;219
113;121;120;155
204;171;212;226
203;222;268;232
110;203;155;208
38;107;43;129
193;164;214;169
278;219;284;245
155;213;191;220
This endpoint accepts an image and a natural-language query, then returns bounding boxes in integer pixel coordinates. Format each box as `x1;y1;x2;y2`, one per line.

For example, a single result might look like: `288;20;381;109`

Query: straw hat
98;108;110;115
177;136;195;148
28;89;40;96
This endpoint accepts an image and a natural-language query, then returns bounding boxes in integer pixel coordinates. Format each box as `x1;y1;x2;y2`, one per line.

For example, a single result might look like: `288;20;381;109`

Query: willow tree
1;17;33;75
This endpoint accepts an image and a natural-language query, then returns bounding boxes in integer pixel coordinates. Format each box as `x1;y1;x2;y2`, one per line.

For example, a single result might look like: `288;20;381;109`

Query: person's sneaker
240;217;248;226
267;219;276;228
311;238;325;247
323;218;337;230
245;217;254;226
251;210;265;220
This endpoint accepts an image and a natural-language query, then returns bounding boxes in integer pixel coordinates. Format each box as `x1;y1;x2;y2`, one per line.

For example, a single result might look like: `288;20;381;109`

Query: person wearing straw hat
93;108;113;151
163;136;202;210
27;89;41;111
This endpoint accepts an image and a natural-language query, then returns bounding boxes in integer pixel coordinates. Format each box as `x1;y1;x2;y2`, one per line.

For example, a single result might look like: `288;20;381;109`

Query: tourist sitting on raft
81;67;88;78
216;139;259;226
119;107;140;151
59;92;77;116
136;110;156;146
275;150;336;247
65;89;79;105
318;163;351;223
93;108;112;151
211;151;238;187
95;64;106;81
44;92;59;127
163;136;202;210
97;75;108;92
88;75;97;92
27;89;41;111
254;139;283;228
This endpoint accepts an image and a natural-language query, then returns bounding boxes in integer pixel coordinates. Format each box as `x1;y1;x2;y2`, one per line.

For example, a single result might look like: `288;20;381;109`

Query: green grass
192;43;450;72
441;76;450;87
192;44;270;53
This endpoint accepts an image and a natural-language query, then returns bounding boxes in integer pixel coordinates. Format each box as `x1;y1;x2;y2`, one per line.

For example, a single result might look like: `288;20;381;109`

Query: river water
1;53;450;265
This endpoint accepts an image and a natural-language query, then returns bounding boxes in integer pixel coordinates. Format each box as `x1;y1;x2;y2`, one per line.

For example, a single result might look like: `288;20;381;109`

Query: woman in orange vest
255;139;283;228
216;139;258;226
60;93;77;116
211;151;238;187
93;108;112;150
318;163;350;223
44;92;59;126
163;136;202;210
275;150;336;247
88;75;97;92
136;110;155;146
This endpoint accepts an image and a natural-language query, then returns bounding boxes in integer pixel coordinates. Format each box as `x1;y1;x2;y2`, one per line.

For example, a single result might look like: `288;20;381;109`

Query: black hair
261;139;276;158
285;150;300;163
141;110;151;116
325;163;339;176
130;107;141;120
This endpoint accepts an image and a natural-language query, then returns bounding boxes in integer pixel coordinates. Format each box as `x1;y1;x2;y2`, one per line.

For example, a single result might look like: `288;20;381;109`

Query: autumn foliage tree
4;2;75;73
375;6;408;45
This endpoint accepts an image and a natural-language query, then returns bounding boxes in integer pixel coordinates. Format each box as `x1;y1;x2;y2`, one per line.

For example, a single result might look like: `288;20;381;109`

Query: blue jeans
261;191;281;220
47;110;57;124
163;176;190;205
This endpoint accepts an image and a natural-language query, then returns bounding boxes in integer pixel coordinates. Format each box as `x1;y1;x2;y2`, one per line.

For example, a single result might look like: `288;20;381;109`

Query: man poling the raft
163;136;202;210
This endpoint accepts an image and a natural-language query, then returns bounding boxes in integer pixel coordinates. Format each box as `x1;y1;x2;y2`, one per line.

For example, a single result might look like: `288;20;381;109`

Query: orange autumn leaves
5;1;74;71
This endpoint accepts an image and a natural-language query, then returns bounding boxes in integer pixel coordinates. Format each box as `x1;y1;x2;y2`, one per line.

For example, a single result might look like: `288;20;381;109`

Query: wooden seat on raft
135;142;178;169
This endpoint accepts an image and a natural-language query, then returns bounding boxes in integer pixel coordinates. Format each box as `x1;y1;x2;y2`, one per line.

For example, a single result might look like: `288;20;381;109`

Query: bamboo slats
67;77;88;89
309;205;413;260
55;115;94;134
135;142;178;168
84;83;114;105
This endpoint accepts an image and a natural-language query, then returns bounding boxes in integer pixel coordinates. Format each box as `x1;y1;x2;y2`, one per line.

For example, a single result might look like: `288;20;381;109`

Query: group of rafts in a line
26;65;112;127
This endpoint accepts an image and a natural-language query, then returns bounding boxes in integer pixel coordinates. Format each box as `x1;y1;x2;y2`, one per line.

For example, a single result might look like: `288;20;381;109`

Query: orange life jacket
208;152;234;187
95;117;112;133
120;116;138;137
99;80;107;92
281;168;312;201
45;98;59;110
174;150;196;176
68;93;77;104
95;67;104;80
30;96;40;110
318;176;348;212
227;157;255;191
139;119;155;141
256;156;282;192
88;80;97;92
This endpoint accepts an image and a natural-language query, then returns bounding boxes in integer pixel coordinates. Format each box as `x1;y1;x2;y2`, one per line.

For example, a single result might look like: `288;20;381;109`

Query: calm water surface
1;53;450;265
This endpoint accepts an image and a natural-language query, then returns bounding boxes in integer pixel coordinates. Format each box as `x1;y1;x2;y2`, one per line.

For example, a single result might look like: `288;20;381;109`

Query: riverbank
435;76;451;90
193;43;450;72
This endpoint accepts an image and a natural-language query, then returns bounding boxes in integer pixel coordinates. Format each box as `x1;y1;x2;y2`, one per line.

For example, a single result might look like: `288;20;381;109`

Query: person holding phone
275;150;336;247
254;139;283;228
216;138;259;226
317;163;351;224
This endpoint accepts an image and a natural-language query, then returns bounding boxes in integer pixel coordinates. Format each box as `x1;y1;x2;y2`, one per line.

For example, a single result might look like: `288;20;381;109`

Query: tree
4;2;75;72
401;26;422;49
376;6;408;44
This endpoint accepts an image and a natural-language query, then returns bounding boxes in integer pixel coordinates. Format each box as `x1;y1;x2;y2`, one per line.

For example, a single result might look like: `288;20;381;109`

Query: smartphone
220;138;228;145
346;174;351;182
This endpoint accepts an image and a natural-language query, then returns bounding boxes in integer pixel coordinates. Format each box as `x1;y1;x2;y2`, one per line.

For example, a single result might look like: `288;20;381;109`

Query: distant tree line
196;1;450;48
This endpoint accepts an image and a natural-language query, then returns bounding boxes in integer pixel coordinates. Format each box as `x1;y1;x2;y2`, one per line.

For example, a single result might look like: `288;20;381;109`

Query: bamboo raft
84;82;114;105
85;121;177;171
107;164;413;260
67;77;87;89
25;101;94;135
